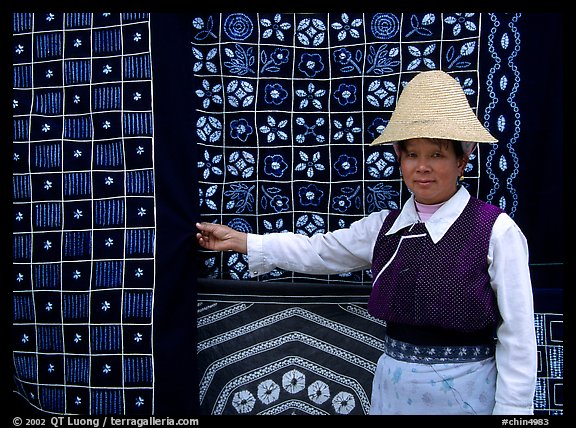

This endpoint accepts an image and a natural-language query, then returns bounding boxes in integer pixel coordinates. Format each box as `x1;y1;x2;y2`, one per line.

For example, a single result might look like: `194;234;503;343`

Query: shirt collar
385;186;471;243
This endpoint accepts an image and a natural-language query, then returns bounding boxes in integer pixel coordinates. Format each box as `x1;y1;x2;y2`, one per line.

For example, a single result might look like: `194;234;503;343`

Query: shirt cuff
246;233;266;277
492;402;534;415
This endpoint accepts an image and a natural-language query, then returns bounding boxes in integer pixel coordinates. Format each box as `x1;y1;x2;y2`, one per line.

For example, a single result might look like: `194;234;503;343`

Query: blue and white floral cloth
192;12;523;284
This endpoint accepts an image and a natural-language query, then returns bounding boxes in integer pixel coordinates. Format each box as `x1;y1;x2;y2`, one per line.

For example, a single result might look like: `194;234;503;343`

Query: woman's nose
416;160;431;172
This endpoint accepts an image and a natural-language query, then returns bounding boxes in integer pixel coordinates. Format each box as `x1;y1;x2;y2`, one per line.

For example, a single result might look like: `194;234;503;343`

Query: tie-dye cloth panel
11;12;562;417
12;12;155;415
191;12;563;416
192;12;522;283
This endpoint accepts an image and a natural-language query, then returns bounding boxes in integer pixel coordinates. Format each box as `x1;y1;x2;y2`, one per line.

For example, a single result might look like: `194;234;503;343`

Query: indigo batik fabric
11;12;563;417
12;13;156;415
192;13;522;284
192;13;563;416
196;279;385;415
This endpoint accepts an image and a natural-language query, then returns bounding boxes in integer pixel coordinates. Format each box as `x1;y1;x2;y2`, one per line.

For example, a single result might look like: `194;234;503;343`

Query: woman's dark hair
396;139;465;158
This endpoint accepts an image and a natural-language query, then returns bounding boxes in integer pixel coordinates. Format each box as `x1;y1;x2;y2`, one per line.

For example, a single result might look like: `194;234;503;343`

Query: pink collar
415;200;445;222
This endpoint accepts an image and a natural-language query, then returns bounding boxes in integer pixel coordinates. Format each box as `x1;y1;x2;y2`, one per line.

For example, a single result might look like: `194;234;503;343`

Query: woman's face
399;138;466;205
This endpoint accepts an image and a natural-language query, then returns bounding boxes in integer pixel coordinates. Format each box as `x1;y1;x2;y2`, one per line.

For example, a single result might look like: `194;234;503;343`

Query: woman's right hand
195;222;248;254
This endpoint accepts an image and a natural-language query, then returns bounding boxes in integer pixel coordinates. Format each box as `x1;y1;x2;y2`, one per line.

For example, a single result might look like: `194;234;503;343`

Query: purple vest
368;197;503;333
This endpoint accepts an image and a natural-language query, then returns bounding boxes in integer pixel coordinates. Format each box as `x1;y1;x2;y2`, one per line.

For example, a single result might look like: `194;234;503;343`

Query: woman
196;70;537;415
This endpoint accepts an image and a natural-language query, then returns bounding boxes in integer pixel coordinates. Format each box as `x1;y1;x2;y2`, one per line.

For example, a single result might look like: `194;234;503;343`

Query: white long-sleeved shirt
246;186;537;414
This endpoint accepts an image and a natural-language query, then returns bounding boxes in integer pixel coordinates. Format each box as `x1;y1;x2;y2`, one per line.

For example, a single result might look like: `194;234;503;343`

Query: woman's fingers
196;223;213;248
196;222;212;232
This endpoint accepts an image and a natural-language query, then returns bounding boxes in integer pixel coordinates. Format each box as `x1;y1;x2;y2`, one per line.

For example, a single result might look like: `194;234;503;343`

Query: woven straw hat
370;70;497;146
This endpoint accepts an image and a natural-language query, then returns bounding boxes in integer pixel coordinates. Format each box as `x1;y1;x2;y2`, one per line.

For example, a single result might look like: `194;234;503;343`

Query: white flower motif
13;99;19;108
16;273;24;282
44;240;52;250
73;270;81;279
134;332;143;342
137;207;146;217
73;149;82;157
260;14;291;41
42;123;51;132
16;212;24;221
332;116;361;142
296;16;326;47
332;391;355;415
102;364;112;374
135;397;144;407
133;92;142;101
331;13;363;41
46;13;55;21
198;150;224;180
14;152;20;161
44;180;52;190
231;390;256;414
73;95;81;104
74;38;82;47
295;151;324;178
74;333;82;343
105;237;114;247
444;13;477;37
103;64;112;74
45;302;53;311
259;115;288;143
73;209;83;219
135;268;144;277
101;301;111;311
48;363;55;373
46;69;53;78
75;396;82;405
103;120;111;129
22;334;29;343
15;44;24;54
196;79;223;109
133;32;142;42
257;379;280;404
136;146;145;155
295;82;326;110
105;176;114;185
308;380;330;404
282;369;305;394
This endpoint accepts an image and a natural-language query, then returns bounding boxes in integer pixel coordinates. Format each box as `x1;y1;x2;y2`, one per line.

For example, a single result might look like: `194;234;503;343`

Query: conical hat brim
371;70;497;146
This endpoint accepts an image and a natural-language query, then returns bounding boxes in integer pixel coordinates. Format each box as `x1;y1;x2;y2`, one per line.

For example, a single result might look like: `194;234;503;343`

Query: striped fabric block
12;12;156;415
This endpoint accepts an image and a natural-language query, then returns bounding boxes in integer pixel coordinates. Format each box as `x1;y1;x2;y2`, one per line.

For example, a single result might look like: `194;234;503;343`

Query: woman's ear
392;142;401;158
458;155;469;173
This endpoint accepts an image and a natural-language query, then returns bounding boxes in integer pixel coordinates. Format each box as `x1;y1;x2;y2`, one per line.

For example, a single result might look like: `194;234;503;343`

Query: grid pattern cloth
192;12;521;283
12;13;156;415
